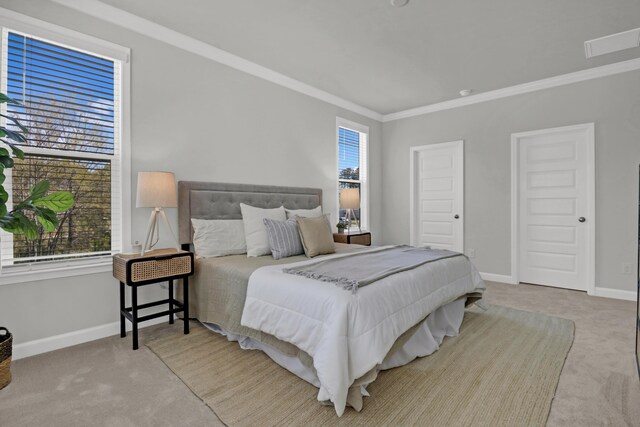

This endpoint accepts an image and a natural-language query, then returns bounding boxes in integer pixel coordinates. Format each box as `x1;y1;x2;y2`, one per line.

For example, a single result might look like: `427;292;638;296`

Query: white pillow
240;204;286;257
191;219;247;258
285;206;322;219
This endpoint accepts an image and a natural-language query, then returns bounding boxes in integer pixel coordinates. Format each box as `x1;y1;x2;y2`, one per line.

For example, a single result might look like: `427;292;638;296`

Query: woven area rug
147;305;574;427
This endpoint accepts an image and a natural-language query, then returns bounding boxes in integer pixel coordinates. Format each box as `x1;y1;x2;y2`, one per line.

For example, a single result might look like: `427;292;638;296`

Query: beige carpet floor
488;282;640;427
147;305;574;427
0;281;638;426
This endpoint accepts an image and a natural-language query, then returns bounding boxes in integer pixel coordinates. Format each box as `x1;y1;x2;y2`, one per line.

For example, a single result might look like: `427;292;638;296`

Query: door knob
578;217;586;223
454;214;459;219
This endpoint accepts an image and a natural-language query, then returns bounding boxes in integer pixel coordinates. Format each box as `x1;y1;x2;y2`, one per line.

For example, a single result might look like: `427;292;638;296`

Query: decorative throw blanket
283;245;463;293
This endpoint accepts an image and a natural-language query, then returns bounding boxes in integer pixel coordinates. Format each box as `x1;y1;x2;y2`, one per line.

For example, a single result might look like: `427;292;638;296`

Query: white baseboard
480;272;516;284
593;286;637;302
479;274;637;302
12;317;168;360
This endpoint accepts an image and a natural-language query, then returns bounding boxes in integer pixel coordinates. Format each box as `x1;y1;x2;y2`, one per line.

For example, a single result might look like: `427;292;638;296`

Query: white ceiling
101;0;640;114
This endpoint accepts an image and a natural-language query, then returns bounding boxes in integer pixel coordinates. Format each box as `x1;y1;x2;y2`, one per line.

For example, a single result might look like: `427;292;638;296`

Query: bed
177;181;485;416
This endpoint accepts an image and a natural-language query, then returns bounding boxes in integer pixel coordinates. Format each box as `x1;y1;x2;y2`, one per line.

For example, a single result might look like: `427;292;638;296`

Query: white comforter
240;245;485;416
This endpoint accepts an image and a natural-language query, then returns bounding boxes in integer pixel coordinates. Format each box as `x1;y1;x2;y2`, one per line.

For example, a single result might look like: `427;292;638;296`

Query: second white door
514;124;594;291
411;140;464;252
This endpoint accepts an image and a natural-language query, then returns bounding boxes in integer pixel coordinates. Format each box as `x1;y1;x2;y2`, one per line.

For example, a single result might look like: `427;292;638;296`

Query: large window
337;118;368;231
0;16;129;282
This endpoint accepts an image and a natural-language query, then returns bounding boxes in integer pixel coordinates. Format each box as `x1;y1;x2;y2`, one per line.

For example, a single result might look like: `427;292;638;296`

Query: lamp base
345;208;361;234
142;207;180;255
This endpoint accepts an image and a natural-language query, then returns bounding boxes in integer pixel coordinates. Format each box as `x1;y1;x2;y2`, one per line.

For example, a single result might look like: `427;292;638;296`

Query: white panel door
411;141;464;252
516;124;594;291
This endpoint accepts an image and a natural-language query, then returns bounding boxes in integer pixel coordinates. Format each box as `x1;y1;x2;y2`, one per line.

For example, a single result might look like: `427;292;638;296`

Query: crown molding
383;57;640;122
51;0;384;122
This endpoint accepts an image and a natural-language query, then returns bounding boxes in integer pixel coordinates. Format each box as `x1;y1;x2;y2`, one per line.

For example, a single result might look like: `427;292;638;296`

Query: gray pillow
263;218;305;260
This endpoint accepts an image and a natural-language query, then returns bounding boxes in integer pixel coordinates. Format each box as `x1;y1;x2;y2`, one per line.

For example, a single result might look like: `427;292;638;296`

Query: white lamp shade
136;171;178;208
340;188;360;209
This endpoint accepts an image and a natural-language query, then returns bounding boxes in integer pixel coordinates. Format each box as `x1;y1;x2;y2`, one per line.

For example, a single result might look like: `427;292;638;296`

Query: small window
337;118;368;231
0;28;125;273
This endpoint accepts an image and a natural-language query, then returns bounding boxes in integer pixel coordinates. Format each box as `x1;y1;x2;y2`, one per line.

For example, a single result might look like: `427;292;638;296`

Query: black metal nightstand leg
168;279;174;324
183;277;189;334
131;284;139;350
119;282;126;338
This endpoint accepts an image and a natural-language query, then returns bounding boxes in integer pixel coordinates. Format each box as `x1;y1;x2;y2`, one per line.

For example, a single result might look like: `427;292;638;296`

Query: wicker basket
0;327;12;390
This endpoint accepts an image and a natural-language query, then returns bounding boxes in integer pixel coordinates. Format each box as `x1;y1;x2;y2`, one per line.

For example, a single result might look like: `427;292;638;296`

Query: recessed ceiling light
459;89;473;97
390;0;410;7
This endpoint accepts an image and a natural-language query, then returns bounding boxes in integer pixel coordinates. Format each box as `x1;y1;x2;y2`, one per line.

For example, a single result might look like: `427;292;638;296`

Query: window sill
0;257;113;286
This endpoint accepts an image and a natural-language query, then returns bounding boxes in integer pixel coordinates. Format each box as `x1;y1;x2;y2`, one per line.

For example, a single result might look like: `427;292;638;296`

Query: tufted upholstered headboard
178;181;323;247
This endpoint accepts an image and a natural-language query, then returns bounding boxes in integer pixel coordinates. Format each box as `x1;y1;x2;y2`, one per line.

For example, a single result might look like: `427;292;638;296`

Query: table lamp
136;171;179;254
339;188;361;233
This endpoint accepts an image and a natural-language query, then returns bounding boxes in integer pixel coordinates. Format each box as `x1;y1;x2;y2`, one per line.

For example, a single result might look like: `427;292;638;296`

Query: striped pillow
263;218;305;260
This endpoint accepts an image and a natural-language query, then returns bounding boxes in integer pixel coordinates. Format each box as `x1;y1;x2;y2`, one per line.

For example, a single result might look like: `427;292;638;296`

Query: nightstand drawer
333;232;371;246
113;250;193;284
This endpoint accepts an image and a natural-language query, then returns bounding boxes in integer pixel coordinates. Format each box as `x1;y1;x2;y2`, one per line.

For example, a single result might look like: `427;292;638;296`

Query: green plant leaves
0;114;28;133
0;215;16;231
36;216;57;232
29;180;50;201
1;212;38;239
14;213;38;239
0;207;59;238
0;147;14;168
0;93;21;105
9;144;24;159
34;207;59;232
33;191;75;212
0;91;75;240
0;182;74;239
1;140;25;159
0;155;13;168
0;127;26;143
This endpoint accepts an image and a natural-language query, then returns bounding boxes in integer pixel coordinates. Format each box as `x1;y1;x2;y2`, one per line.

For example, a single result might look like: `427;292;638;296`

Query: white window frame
0;8;131;285
336;117;369;231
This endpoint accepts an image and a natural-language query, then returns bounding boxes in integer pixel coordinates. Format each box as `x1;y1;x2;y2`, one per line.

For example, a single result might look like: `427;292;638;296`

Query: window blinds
1;30;121;265
6;32;116;154
338;127;360;181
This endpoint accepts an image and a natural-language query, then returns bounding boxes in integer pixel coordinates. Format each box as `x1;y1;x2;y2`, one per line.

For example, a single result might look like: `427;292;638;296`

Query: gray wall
382;70;640;292
0;0;382;345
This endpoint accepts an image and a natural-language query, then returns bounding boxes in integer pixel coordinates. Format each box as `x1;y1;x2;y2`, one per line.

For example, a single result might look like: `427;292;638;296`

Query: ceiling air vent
585;28;640;58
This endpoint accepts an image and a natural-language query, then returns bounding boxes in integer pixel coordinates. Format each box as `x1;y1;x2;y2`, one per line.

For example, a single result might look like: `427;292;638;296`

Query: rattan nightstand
333;231;371;246
113;248;194;350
